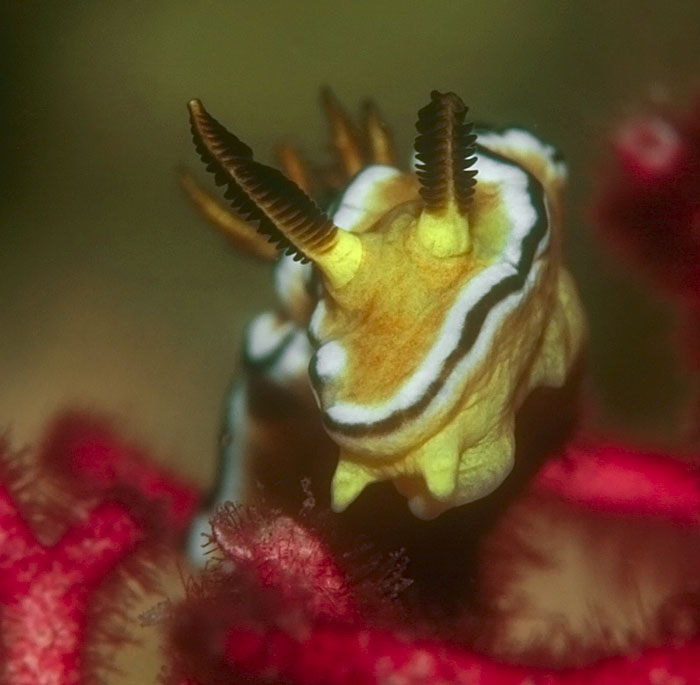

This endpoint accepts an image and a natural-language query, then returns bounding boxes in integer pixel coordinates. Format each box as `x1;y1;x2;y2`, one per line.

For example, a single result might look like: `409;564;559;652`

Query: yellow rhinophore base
414;203;472;257
314;230;364;292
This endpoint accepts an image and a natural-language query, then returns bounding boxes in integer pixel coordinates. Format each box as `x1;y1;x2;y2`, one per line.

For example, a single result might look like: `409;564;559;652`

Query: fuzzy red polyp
166;508;363;683
211;507;358;623
0;484;144;684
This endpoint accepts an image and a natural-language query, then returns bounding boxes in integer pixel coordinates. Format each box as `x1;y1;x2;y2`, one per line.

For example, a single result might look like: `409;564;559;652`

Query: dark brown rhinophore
414;90;478;216
188;99;338;262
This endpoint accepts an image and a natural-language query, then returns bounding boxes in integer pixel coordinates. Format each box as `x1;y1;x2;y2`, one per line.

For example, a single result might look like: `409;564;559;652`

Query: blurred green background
1;1;699;680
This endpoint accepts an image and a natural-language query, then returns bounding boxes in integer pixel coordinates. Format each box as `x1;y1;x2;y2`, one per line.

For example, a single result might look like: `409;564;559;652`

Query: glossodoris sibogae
184;89;585;529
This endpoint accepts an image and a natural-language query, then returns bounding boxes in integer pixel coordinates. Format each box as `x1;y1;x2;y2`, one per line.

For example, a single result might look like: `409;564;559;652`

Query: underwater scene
2;1;700;682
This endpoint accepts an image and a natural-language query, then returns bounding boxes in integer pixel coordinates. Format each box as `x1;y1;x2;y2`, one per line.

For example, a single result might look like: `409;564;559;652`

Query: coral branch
0;491;144;683
0;412;202;684
222;624;700;685
534;442;700;524
40;412;200;533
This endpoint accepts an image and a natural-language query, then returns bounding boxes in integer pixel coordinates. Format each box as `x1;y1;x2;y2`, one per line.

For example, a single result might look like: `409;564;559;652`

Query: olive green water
1;2;700;680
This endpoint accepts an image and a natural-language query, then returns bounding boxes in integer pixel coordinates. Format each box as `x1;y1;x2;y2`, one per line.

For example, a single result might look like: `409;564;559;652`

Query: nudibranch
185;90;585;535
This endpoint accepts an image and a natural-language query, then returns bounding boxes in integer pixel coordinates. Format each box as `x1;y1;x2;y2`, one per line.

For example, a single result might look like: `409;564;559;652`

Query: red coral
221;624;700;685
534;441;700;523
4;411;700;683
0;413;201;684
595;98;700;304
0;491;143;684
40;411;200;534
165;442;700;684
